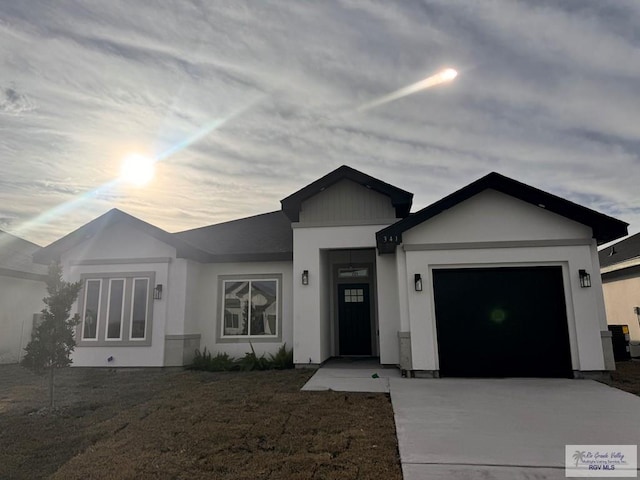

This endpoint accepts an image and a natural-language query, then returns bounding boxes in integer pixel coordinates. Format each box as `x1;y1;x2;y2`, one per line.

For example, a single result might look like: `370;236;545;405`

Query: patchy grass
603;360;640;397
0;365;401;480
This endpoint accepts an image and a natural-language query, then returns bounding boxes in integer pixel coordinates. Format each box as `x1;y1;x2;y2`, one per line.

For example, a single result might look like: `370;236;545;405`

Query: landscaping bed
0;365;401;479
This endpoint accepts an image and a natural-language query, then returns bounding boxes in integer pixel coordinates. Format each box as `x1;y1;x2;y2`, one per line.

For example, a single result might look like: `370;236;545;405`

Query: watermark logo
565;445;637;477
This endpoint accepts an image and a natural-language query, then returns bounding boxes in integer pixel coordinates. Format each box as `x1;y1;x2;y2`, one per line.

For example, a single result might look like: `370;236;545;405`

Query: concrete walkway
301;357;401;392
302;363;640;479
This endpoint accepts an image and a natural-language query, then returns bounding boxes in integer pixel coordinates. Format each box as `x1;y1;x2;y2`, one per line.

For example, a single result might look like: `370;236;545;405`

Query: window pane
338;268;368;278
131;279;148;339
83;280;101;339
223;281;249;336
107;279;124;339
251;281;277;336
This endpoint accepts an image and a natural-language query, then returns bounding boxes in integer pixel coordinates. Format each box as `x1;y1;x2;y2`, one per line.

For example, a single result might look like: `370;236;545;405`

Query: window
344;288;364;303
106;279;125;340
78;272;154;345
338;267;369;278
222;279;278;337
130;278;149;340
82;279;101;340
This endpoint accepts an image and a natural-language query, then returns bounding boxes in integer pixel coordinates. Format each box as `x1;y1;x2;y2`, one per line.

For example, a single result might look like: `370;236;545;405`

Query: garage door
433;266;572;378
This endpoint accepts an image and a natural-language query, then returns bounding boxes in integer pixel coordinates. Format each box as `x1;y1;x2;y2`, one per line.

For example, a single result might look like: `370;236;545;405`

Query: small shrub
190;344;294;372
190;348;239;372
269;344;294;370
239;343;271;371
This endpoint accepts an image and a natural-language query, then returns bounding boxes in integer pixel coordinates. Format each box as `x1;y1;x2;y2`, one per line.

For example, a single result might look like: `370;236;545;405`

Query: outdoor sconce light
302;270;309;286
578;270;591;288
414;273;423;292
153;284;163;300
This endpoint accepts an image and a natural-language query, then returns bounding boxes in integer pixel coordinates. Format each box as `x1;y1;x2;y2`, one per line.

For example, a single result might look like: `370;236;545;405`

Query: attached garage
432;266;572;378
376;172;629;376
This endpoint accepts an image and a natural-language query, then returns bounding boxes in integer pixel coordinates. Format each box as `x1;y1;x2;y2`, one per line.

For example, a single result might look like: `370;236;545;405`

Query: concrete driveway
302;363;640;479
391;378;640;479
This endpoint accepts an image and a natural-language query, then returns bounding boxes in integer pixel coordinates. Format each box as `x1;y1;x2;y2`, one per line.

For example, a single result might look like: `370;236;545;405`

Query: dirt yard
0;366;401;480
604;359;640;396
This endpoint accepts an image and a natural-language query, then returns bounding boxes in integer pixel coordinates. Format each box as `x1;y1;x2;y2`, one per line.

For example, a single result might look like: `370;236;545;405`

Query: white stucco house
599;232;640;357
33;165;628;377
0;231;47;364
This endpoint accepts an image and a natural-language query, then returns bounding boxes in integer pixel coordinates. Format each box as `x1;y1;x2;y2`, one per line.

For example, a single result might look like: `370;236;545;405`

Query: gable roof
175;211;292;262
599;232;640;270
34;209;212;264
0;230;47;280
280;165;413;222
377;172;628;253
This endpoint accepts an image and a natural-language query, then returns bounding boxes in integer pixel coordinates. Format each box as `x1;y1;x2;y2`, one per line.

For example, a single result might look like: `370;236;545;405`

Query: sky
1;0;639;246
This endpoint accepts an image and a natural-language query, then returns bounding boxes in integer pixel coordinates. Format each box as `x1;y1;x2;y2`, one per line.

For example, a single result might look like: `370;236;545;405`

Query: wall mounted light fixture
578;270;591;288
153;284;163;300
302;270;309;286
414;273;423;292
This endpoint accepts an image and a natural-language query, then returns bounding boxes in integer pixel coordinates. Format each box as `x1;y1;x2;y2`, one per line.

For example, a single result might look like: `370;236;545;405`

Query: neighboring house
34;166;627;377
599;232;640;357
0;231;47;364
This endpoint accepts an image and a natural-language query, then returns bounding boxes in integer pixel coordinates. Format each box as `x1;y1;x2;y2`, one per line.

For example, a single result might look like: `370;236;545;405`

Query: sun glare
120;153;155;187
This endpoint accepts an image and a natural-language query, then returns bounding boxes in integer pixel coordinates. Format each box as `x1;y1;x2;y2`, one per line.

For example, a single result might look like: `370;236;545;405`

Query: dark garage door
433;266;572;378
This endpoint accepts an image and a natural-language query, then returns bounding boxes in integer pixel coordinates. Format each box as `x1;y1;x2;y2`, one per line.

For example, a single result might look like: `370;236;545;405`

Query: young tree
22;262;82;408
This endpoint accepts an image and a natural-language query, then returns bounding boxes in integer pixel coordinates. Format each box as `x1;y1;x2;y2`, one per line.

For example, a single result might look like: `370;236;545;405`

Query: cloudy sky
1;0;639;246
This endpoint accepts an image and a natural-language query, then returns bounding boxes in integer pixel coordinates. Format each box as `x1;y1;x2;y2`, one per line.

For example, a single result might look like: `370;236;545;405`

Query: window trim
81;279;102;341
217;274;283;344
76;271;155;347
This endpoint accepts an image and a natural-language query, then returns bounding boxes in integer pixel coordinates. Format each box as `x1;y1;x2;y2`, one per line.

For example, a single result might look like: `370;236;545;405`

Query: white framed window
106;278;126;340
129;278;149;340
222;279;278;338
77;272;154;345
81;279;102;340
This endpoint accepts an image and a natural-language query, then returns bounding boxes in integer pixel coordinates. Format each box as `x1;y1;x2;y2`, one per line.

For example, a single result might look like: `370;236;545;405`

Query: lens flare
9;95;265;242
440;68;458;81
357;67;458;112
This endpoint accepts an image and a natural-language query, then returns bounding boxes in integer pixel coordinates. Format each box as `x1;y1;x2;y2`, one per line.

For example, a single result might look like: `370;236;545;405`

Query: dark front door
433;266;572;378
338;283;371;355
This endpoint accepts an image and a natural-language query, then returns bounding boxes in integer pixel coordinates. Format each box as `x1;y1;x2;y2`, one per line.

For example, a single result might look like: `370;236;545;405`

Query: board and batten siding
299;179;396;224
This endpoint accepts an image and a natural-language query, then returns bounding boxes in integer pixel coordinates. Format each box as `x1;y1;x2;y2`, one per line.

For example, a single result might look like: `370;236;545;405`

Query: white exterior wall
193;261;293;359
292;224;391;365
403;189;593;244
0;275;47;364
61;222;178;367
184;260;202;334
403;245;603;371
602;271;640;343
399;190;607;372
166;258;188;335
375;254;400;365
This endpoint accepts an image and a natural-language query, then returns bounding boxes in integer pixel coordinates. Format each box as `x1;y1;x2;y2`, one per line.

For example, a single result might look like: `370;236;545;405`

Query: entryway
328;248;378;357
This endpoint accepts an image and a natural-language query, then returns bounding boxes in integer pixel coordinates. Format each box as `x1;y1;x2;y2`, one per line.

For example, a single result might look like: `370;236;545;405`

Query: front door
338;283;371;355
